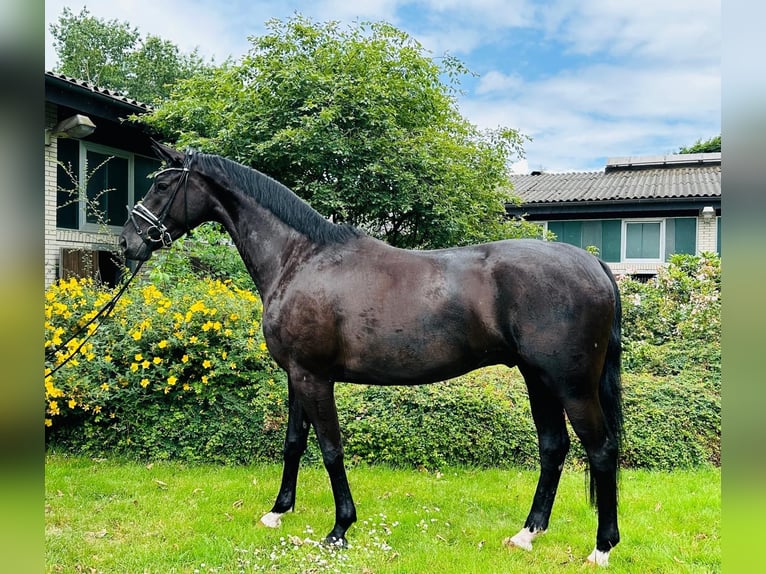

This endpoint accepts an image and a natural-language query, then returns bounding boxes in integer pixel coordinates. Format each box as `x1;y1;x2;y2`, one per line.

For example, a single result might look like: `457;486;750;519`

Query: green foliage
141;15;536;248
679;134;721;154
50;6;212;103
45;254;720;470
621;373;720;469
619;253;721;380
45;274;286;463
337;369;538;469
146;223;252;290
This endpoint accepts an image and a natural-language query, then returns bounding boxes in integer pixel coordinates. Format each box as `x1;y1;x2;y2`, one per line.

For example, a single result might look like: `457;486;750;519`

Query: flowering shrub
45;275;287;462
619;253;721;379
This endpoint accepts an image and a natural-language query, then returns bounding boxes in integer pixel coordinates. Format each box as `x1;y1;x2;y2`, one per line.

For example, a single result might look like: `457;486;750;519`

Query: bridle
46;153;195;376
128;151;194;249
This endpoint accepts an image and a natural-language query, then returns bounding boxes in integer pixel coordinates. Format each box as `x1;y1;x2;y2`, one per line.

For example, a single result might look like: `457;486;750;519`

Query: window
56;139;160;231
547;219;621;262
622;218;697;262
625;221;662;260
547;217;697;263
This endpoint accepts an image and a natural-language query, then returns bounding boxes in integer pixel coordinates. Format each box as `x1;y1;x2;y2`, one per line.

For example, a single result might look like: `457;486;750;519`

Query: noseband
128;154;193;248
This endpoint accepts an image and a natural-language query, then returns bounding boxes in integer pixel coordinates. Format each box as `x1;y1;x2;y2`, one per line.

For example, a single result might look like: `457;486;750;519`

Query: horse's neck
214;194;306;303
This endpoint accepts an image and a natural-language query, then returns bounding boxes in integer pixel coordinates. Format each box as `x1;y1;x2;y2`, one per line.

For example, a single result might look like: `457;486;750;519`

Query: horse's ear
151;139;184;166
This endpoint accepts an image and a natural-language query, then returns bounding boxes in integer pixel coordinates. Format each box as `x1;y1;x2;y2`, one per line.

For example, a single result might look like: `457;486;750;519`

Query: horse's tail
591;259;623;504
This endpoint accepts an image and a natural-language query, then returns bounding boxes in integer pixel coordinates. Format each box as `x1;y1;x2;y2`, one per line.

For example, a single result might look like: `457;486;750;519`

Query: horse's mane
192;152;362;245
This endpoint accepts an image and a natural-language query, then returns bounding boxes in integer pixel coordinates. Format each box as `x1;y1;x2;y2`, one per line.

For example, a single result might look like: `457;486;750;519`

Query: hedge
45;254;720;470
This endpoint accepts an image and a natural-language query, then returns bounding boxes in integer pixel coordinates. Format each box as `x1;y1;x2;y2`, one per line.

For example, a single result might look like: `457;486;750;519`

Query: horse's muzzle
119;231;153;262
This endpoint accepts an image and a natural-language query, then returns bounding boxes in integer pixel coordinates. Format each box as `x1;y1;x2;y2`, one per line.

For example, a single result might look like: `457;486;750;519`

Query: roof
45;70;154;113
510;153;721;205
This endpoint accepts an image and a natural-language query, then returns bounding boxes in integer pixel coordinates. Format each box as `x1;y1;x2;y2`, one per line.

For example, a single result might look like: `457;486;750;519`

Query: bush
45;254;720;470
621;372;720;468
45;274;286;463
336;369;538;469
619;253;720;380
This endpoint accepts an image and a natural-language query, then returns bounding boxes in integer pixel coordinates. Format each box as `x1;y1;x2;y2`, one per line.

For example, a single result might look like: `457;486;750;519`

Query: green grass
45;456;720;573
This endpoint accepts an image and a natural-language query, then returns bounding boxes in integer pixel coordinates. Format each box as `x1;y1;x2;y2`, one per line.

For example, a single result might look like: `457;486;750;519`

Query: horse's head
119;141;209;262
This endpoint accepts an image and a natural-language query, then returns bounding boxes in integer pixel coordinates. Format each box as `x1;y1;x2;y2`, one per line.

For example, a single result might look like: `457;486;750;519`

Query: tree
679;135;721;154
141;16;538;248
50;7;211;104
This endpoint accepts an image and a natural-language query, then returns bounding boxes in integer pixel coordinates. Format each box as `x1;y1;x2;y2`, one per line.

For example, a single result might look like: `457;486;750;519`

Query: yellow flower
259;342;267;351
135;353;143;361
183;383;192;391
189;336;198;344
45;418;52;427
201;375;209;384
202;359;212;369
49;401;60;415
132;331;142;341
158;340;168;349
130;363;139;372
140;378;150;388
221;351;228;360
153;357;162;365
100;383;109;391
167;375;177;385
142;360;150;369
213;321;222;331
181;354;189;363
190;300;206;313
104;355;112;363
68;399;76;409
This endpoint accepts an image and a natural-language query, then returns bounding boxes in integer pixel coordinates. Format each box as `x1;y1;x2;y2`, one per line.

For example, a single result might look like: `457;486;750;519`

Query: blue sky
44;0;721;173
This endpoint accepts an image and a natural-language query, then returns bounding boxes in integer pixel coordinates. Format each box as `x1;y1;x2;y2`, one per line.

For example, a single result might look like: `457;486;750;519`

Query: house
44;71;160;287
507;153;721;277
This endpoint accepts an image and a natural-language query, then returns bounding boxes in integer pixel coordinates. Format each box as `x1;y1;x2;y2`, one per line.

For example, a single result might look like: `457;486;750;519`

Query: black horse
120;143;623;566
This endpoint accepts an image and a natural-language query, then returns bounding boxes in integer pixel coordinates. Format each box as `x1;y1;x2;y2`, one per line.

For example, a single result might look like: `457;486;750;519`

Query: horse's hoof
323;535;347;548
586;548;610;567
503;527;540;551
260;511;283;528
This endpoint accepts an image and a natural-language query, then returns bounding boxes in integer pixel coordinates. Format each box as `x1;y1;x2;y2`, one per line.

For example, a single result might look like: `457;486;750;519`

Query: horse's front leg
293;371;357;545
261;377;310;529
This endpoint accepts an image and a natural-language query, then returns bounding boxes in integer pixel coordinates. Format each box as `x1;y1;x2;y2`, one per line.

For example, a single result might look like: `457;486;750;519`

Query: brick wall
44;103;119;288
697;215;719;254
44;103;58;287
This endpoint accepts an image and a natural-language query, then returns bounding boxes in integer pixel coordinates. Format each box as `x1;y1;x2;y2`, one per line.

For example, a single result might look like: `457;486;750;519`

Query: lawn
45;456;720;573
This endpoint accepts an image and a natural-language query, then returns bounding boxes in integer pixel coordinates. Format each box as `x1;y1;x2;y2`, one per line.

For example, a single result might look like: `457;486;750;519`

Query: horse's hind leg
563;396;620;566
261;377;311;528
506;375;570;551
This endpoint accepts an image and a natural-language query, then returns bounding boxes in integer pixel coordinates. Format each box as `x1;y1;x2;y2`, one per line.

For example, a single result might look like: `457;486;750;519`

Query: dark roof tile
510;154;721;204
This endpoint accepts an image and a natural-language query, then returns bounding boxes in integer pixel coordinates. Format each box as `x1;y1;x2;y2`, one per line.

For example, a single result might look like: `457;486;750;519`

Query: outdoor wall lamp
45;114;96;146
700;206;716;219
